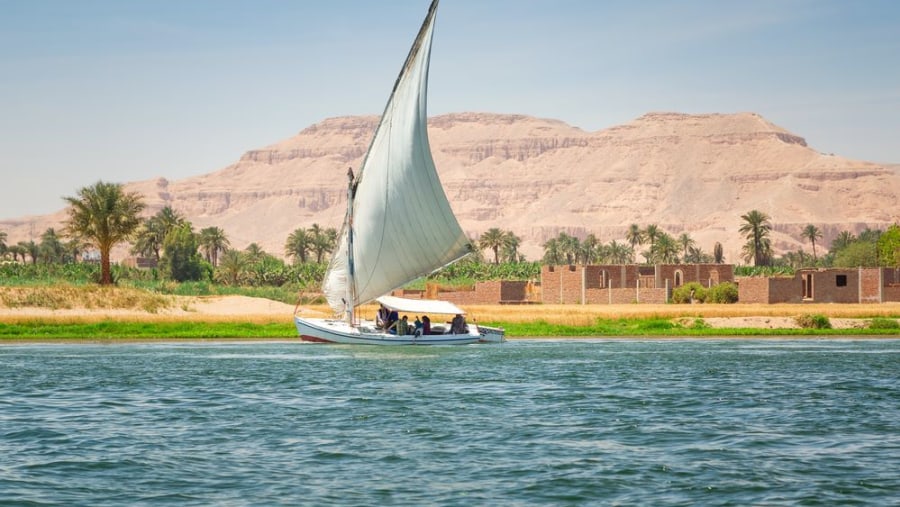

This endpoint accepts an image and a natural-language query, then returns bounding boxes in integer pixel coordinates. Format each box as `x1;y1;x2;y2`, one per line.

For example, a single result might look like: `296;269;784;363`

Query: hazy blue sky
2;0;898;218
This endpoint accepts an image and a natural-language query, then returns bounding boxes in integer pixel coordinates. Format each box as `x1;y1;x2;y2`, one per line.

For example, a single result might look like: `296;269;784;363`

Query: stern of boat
477;325;506;343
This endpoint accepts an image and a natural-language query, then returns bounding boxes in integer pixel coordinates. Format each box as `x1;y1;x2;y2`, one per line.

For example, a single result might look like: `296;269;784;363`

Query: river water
1;339;898;506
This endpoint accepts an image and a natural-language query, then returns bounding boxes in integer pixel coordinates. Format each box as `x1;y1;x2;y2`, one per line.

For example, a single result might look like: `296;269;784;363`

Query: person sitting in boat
414;316;423;335
421;315;431;335
450;314;467;334
385;309;399;331
389;315;410;335
376;305;390;329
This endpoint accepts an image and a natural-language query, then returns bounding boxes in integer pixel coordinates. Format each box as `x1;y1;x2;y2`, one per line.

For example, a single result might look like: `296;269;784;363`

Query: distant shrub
707;282;739;304
672;282;707;304
691;318;710;329
795;314;832;329
868;317;900;329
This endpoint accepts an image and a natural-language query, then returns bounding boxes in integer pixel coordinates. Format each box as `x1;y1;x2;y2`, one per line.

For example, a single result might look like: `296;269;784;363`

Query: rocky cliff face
3;112;898;264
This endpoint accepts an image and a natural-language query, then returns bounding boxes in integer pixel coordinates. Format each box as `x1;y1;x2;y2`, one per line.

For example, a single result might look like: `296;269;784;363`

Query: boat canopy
375;295;465;316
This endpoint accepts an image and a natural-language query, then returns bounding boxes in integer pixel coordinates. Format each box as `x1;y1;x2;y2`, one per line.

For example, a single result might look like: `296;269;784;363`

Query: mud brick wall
808;270;859;303
499;281;529;302
881;268;900;302
656;264;735;287
859;268;882;303
635;288;668;304
541;265;584;304
737;277;770;304
770;277;803;303
884;285;900;302
738;276;801;304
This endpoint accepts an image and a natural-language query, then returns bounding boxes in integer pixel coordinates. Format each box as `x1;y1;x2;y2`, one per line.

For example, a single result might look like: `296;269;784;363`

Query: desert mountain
3;112;898;263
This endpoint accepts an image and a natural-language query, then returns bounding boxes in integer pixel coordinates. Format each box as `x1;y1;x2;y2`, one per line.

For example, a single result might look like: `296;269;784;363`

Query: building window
674;270;683;287
836;275;847;287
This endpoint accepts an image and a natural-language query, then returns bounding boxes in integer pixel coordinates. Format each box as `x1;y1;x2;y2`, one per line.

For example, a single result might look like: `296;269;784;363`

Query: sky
1;0;899;219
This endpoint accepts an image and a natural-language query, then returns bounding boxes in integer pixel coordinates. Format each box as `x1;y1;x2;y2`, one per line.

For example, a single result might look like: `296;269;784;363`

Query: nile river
2;339;898;506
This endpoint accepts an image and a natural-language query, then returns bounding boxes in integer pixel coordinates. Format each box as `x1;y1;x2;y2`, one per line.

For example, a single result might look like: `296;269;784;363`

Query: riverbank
1;294;899;340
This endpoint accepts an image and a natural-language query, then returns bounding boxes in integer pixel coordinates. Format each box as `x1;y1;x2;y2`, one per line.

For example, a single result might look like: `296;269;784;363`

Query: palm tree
831;230;856;252
858;227;882;243
216;249;248;286
626;224;644;253
7;244;25;263
156;206;186;233
18;240;39;265
500;231;522;263
801;224;823;261
65;238;87;263
478;228;507;264
0;230;7;258
542;237;562;265
557;232;580;265
684;246;710;264
285;227;313;264
63;181;145;284
606;240;631;264
713;242;724;264
131;219;165;261
678;233;695;262
198;226;230;267
653;232;680;263
244;243;266;263
308;223;336;263
644;224;660;250
739;209;773;266
39;228;66;264
579;234;601;265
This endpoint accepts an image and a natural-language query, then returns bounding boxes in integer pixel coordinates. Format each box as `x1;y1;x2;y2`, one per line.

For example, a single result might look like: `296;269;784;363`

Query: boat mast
345;167;356;324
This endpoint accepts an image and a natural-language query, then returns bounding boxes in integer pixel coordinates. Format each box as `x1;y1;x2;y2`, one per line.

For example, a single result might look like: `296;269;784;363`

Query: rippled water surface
2;339;898;506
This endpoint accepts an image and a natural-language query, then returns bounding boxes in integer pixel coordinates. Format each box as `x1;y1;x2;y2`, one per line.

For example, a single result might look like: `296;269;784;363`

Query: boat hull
477;325;506;343
295;316;491;346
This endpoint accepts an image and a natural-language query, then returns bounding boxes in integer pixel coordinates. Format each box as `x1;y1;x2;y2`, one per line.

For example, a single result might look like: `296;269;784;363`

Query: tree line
535;209;900;271
1;184;898;289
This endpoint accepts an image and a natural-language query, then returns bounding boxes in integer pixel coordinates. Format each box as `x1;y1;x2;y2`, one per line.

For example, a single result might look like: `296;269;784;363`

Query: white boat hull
295;316;502;346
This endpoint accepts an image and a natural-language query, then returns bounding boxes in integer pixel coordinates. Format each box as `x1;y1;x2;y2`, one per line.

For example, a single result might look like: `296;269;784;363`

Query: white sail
322;0;470;315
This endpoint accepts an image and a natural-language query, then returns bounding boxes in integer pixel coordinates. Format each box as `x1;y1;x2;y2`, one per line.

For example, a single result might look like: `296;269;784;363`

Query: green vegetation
877;224;900;268
868;317;900;330
496;318;897;337
795;314;832;329
0;321;294;340
63;181;145;284
671;282;707;304
739;209;773;266
706;282;739;304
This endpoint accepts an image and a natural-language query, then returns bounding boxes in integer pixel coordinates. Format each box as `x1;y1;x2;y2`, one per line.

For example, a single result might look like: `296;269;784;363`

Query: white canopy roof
375;296;465;316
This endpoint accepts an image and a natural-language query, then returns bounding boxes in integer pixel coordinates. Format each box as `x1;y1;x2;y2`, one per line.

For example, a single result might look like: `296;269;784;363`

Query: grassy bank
2;312;898;341
0;320;294;342
497;319;900;338
0;286;898;340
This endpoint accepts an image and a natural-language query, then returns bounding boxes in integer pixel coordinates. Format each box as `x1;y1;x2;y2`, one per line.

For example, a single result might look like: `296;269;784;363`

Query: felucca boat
294;0;504;345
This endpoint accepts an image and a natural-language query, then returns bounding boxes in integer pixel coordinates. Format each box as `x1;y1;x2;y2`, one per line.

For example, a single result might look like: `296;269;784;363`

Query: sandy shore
0;295;306;322
0;295;897;331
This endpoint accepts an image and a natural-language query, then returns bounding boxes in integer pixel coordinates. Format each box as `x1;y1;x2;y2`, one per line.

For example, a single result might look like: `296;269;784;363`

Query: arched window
674;270;684;288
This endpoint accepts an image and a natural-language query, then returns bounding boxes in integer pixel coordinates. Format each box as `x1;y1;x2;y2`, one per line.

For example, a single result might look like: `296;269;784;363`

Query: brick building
737;268;900;304
541;264;734;305
392;280;537;305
